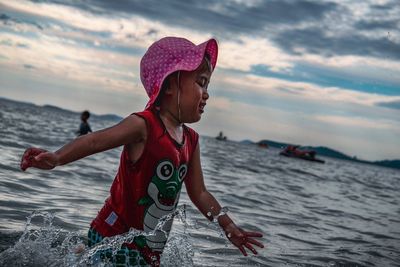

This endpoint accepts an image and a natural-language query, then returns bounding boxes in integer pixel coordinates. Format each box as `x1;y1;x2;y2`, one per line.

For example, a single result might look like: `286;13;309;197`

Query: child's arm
185;144;264;256
21;115;146;171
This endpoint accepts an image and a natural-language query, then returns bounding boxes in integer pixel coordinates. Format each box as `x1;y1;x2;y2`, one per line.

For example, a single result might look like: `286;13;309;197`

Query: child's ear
165;74;178;95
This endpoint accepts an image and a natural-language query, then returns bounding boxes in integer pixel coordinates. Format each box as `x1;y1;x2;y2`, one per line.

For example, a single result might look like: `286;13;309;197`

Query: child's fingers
21;151;28;170
20;159;29;171
244;243;257;255
243;231;263;238
246;237;264;248
34;152;48;161
23;148;46;160
20;148;47;171
238;245;247;256
21;148;36;171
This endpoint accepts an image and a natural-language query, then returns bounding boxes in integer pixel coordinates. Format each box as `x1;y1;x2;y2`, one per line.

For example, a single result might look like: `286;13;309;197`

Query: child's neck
159;109;183;143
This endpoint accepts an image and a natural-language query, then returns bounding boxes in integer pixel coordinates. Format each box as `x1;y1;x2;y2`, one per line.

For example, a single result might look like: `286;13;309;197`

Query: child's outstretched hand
21;148;59;171
224;222;264;256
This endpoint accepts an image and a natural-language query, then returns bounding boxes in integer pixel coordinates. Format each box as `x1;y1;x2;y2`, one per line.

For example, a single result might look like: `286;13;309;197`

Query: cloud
3;0;400;90
376;100;400;110
250;61;400;96
354;19;398;30
312;115;397;130
207;96;232;111
0;13;11;21
218;36;293;72
5;1;400;58
0;12;44;30
273;27;400;60
23;64;35;69
1;1;213;51
213;71;400;108
29;0;336;36
0;38;13;46
0;31;140;93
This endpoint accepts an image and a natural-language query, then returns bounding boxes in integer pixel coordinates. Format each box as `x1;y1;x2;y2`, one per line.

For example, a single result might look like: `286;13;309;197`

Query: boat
279;146;325;163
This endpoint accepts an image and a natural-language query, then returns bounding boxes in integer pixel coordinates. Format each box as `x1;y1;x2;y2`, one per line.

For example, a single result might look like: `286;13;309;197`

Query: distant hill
96;114;123;121
43;104;75;114
244;139;400;170
239;140;255;145
373;160;400;170
43;104;123;121
1;96;123;122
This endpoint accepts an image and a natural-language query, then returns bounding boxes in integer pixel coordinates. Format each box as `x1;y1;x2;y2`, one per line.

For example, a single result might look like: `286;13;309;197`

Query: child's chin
185;115;201;124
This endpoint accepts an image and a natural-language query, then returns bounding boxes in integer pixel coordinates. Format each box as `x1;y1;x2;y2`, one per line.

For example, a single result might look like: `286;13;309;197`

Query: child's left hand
224;222;264;256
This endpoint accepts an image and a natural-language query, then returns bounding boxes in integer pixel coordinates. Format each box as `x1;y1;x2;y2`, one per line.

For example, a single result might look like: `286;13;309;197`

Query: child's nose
203;91;209;100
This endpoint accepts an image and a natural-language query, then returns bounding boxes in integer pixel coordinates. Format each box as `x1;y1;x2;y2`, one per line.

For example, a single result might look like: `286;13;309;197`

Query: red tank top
90;108;198;261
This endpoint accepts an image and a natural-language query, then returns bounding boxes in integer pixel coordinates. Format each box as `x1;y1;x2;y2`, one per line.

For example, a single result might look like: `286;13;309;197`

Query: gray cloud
27;0;337;36
0;38;30;49
23;64;36;69
0;39;13;46
376;100;400;110
273;27;400;60
1;13;43;30
0;14;11;21
370;1;399;11
355;19;399;31
16;43;30;48
17;1;400;62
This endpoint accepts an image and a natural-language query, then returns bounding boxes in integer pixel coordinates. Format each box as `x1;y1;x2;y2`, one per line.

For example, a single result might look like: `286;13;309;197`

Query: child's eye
197;77;208;88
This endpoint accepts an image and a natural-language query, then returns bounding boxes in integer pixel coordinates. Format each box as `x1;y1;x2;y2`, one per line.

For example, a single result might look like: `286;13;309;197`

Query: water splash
0;210;84;267
161;235;194;267
0;206;195;267
78;205;190;266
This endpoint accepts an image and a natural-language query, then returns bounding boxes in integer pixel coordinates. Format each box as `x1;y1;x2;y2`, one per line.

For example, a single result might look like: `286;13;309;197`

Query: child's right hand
223;222;264;256
20;148;59;171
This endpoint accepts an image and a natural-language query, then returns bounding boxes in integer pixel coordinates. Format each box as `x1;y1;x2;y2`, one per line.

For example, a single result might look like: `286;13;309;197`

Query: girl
21;37;264;266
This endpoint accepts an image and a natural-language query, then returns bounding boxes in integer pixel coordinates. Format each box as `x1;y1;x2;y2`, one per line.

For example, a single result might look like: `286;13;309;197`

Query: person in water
285;145;315;159
216;131;227;141
77;110;92;136
20;37;264;266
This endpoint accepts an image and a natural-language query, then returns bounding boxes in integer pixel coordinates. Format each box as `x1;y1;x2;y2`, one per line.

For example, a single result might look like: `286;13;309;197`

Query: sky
0;0;399;161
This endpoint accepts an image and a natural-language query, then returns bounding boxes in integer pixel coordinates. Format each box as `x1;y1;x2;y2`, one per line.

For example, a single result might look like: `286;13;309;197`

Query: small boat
280;146;325;163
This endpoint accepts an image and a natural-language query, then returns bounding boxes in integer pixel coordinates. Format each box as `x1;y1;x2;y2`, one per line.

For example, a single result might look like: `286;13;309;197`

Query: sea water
0;97;399;266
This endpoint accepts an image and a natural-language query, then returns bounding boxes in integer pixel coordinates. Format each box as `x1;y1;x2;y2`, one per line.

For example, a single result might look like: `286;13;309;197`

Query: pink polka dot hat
140;36;218;109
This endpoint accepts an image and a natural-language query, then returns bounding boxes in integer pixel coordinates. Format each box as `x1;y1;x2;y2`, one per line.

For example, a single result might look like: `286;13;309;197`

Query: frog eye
177;164;187;182
156;161;174;180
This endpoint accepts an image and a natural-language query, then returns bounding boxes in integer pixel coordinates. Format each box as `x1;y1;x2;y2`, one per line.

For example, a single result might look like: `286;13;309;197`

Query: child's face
178;64;211;123
81;114;89;121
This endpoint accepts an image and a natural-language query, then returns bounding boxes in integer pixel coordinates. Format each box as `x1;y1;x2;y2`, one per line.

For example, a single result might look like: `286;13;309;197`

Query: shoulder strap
134;108;165;141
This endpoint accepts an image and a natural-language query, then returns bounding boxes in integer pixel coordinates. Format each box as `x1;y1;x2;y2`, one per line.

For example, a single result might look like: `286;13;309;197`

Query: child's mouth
199;103;206;113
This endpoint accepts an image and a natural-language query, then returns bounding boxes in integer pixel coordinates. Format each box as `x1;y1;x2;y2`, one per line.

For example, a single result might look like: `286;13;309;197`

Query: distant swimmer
77;110;92;136
216;131;227;141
